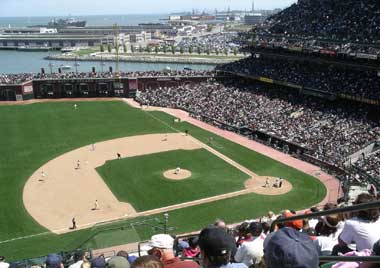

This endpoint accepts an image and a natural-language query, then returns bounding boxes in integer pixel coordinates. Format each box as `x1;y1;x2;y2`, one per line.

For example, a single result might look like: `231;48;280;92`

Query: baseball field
0;100;327;260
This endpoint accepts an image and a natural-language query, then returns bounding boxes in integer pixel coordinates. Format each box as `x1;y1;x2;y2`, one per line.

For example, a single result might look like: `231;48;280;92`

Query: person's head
0;256;5;263
237;222;250;236
319;214;340;236
214;219;226;230
131;255;163;268
147;234;175;261
107;256;130;268
261;222;270;235
249;221;263;237
199;227;234;268
267;211;274;218
283;211;303;230
188;237;199;249
323;203;337;211
74;250;85;262
116;251;129;260
46;254;63;268
264;227;319;268
354;193;379;222
91;257;106;268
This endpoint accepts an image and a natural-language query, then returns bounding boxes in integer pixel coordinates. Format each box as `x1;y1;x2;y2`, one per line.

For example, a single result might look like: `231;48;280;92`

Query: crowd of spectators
176;33;240;54
33;70;215;80
237;0;380;59
4;193;378;268
266;0;380;45
0;70;215;84
355;151;380;180
0;73;34;85
218;56;380;100
137;80;380;165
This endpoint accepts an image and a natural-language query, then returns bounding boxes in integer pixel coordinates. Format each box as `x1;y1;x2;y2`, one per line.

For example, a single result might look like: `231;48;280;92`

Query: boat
30;18;86;28
60;65;72;70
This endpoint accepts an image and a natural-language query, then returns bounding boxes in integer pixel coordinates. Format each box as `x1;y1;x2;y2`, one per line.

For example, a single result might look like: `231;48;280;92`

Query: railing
166;200;380;265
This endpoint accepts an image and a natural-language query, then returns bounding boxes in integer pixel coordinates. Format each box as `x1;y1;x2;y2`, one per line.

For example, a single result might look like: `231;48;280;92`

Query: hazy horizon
0;0;296;17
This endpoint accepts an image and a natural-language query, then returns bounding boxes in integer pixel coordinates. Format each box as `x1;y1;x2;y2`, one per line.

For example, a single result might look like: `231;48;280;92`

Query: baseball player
76;160;80;170
174;167;181;175
264;177;270;188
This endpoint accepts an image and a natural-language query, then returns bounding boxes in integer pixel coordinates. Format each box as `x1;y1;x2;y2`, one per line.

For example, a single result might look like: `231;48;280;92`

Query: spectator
148;234;199;268
116;251;137;264
182;237;200;258
69;250;86;268
46;254;63;268
91;257;106;268
359;239;380;268
107;256;130;268
198;227;247;268
263;227;319;268
314;214;344;256
338;193;380;252
131;255;163;268
0;256;9;268
234;222;265;267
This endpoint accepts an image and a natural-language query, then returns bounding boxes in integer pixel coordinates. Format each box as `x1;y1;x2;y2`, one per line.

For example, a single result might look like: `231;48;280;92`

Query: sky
0;0;297;17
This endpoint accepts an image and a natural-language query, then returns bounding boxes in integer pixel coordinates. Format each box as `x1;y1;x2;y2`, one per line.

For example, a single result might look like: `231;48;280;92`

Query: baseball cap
198;227;235;257
0;256;5;261
284;212;303;230
46;254;62;268
91;257;106;268
264;227;318;268
107;256;130;268
149;234;174;249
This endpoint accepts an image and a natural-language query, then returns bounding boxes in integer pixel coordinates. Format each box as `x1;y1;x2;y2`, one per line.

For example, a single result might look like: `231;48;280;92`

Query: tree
163;45;167;54
146;46;151;53
224;48;228;56
197;46;201;55
189;46;193;54
180;46;184;54
233;47;238;56
215;48;219;55
206;48;210;55
100;44;104;52
123;43;127;53
107;44;112;53
171;45;175;54
155;46;159;54
131;45;135;53
139;45;143;53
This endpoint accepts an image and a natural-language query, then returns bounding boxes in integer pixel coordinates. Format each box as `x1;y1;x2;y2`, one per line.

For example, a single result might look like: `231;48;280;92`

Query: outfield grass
0;101;326;260
97;149;250;211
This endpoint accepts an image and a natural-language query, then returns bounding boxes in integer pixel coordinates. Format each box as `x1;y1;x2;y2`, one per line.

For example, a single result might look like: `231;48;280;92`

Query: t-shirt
0;262;10;268
234;235;265;267
69;260;83;268
339;217;380;251
221;262;248;268
163;257;199;268
314;222;344;255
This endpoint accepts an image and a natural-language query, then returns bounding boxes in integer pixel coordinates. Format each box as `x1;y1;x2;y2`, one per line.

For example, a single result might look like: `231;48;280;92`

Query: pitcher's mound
163;169;192;180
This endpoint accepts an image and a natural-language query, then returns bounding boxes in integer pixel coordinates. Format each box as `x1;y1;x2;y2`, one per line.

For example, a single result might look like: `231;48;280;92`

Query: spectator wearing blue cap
199;227;247;268
91;256;106;268
46;254;63;268
264;227;319;268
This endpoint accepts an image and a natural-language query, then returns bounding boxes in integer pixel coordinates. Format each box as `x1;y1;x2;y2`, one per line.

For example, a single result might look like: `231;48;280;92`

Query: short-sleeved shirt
234;235;265;267
339;217;380;251
0;262;10;268
163;257;199;268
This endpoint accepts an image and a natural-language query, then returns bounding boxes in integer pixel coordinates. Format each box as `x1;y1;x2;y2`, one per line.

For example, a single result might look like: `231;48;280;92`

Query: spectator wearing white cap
148;234;199;268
